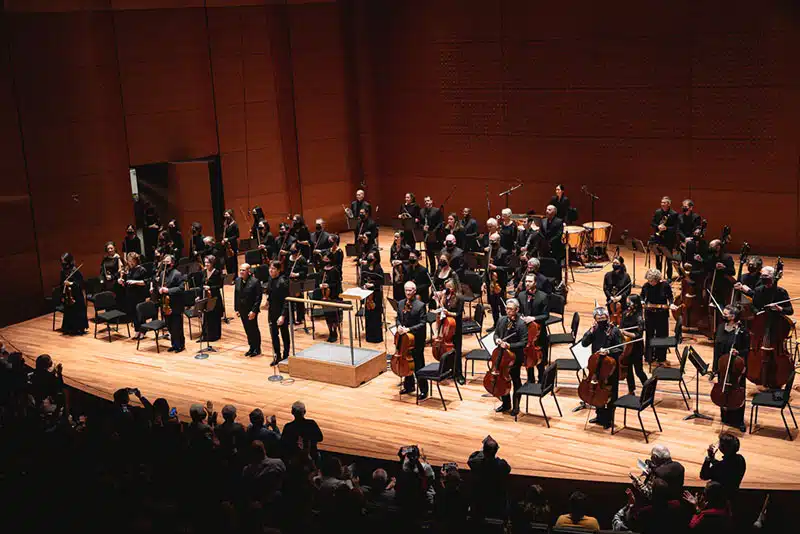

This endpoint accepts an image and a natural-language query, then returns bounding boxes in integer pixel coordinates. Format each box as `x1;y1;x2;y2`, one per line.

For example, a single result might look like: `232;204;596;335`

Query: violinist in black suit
355;208;379;255
650;196;678;280
442;235;465;277
311;218;332;256
538;205;565;266
580;306;623;429
397;281;429;400
398;192;421;248
485;233;511;331
390;231;412;301
221;209;240;276
255;220;276;262
461;208;479;252
274;223;295;265
517;274;550;383
493;299;528;415
235;263;262;357
158;255;186;353
421;196;444;269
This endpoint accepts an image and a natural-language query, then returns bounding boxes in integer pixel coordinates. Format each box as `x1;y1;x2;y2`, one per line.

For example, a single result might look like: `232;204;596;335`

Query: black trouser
167;311;185;350
294;300;305;325
241;312;261;353
527;337;549;383
596;372;619;425
645;310;669;362
487;289;506;327
500;353;523;410
269;316;290;358
403;337;428;395
655;250;673;280
625;345;649;392
454;328;463;379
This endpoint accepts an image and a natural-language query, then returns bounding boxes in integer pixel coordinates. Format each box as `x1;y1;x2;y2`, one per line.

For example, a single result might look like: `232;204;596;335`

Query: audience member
555;491;600;530
700;432;746;499
363;468;397;510
396;445;436;515
513;484;552;527
467;435;511;520
686;481;733;533
434;464;468;532
247;408;281;454
216;404;246;456
241;439;286;504
650;445;685;500
281;400;323;460
630;478;692;534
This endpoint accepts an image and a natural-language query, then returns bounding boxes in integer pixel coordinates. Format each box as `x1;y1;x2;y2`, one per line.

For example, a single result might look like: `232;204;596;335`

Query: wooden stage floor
2;228;799;490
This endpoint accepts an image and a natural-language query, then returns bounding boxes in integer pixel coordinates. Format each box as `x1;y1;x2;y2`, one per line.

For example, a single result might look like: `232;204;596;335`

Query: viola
483;331;518;398
390;330;415;377
711;327;746;410
618;329;636;381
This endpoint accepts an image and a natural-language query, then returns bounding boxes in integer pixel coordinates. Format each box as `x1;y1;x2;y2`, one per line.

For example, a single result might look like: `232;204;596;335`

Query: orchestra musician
286;243;309;331
481;218;500;249
434;277;465;384
604;256;632;311
118;252;148;339
712;305;749;431
514;257;554;296
143;206;161;261
123;224;142;256
267;261;290;366
250;206;267;240
189;222;206;261
153;231;172;264
581;306;623;429
234;263;262;357
736;266;793;315
538;205;565;265
167;219;184;259
443;234;465;278
397;281;429;400
641;268;678;365
361;251;384;344
391;231;412;301
498;208;518;253
201;236;221;264
355;208;379;254
405;250;431;304
274;223;294;264
398;193;421;248
256;220;276;261
549;184;570;221
328;234;344;271
517;274;550;383
101;241;124;293
221;209;240;275
677;199;702;255
443;213;466;251
517;213;540;258
311;218;332;257
650;196;678;281
199;254;223;342
59;252;88;336
421;196;444;269
621;295;649;395
290;215;312;260
461;208;479;252
349;189;371;219
739;256;763;292
486;233;511;331
315;252;343;343
493;298;528;415
433;252;459;294
158;255;186;353
705;239;736;328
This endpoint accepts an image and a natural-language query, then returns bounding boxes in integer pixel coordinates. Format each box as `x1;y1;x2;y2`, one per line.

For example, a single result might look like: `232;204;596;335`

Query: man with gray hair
649;444;685;499
580;306;623;429
492;298;528;415
157;254;186;352
281;400;324;459
397;281;429;400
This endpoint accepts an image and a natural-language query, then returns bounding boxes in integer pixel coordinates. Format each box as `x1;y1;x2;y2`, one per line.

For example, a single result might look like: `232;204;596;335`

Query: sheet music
570;341;592;369
342;287;374;300
480;332;497;353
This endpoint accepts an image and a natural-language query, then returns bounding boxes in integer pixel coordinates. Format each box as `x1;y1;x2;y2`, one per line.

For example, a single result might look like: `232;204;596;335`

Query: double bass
730;242;752;319
483;331;519;399
431;291;456;362
746;258;795;388
711;324;746;410
703;225;732;336
675;219;709;332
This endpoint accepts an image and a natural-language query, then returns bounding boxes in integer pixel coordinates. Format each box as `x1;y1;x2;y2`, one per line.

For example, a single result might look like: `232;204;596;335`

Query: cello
577;334;640;407
729;242;752;319
391;299;416;378
710;323;746;410
523;319;543;369
746;258;796;388
483;331;519;399
431;291;456;362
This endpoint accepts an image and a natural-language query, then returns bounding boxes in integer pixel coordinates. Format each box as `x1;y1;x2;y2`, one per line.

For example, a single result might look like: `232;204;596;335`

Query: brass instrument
342;203;354;219
654;215;668;238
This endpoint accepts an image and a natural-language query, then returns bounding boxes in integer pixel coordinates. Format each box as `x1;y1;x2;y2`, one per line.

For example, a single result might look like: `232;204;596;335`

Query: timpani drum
564;226;586;250
583;221;612;245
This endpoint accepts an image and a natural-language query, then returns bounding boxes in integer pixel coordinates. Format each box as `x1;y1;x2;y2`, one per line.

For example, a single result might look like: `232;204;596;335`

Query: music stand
630;238;648;288
193;297;218;360
684;346;713;421
569;341;593;412
345;215;359;232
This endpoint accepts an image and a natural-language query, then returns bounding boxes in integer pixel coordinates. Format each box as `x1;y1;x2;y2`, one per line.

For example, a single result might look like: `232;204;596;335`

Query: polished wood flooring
2;228;799;490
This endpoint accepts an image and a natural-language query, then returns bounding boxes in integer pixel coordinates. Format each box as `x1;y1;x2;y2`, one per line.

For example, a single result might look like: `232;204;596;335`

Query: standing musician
274;223;295;265
250;206;267;240
604;256;632;311
255;220;276;262
704;239;736;328
201;236;222;264
157;255;186;353
199;254;223;342
290;215;312;260
355;208;379;254
123;224;143;256
391;231;412;301
739;256;763;291
498;208;518;253
328;234;344;271
234;263;262;357
405;250;432;304
621;295;649;395
421;196;444;268
550;184;571;221
286;243;309;331
480;218;500;249
517;214;541;258
349;189;371;219
361;251;384;344
433;252;459;294
101;241;124;293
267;261;290;366
649;196;678;281
311;218;332;257
221;209;240;276
315;252;343;343
461;208;479;252
143;206;161;261
118;252;149;339
434;277;465;384
485;233;511;331
189;222;206;261
514;257;554;296
153;230;173;264
443;213;466;251
59;252;88;336
167;219;184;259
641;268;677;365
677;199;702;252
398;193;421;248
538;205;565;265
493;298;528;415
580;306;623;429
443;234;465;278
736;266;793;315
397;281;429;401
712;305;749;431
516;274;550;383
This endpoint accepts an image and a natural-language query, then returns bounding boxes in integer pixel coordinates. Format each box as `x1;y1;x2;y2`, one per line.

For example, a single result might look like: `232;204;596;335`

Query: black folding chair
84;276;103;305
653;344;691;410
612;376;662;443
648;316;683;367
548;311;579;347
750;370;798;440
183;287;204;340
93;291;130;342
245;249;263;266
415;350;462;410
515;363;562;426
544;293;565;333
136;301;167;353
461;270;484;309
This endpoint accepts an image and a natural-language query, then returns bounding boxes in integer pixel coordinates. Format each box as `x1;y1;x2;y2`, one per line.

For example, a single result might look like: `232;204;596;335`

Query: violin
223;221;235;258
483;330;518;398
391;300;416;377
321;269;331;300
61;263;83;307
431;292;456;362
711;324;746;409
159;263;172;316
486;242;502;295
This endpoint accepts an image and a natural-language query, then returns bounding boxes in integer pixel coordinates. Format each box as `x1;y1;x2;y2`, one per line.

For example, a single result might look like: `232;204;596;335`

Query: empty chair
652;345;691;410
136;301;167;353
750;370;797;440
182;287;204;340
612;376;662;443
549;311;579;348
544;293;565;333
84;276;103;305
92;291;130;342
244;249;263;266
515;363;562;426
648;316;683;365
415;349;462;410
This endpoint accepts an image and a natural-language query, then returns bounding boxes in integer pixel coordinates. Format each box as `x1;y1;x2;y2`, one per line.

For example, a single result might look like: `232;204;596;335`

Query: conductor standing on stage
235;263;262;357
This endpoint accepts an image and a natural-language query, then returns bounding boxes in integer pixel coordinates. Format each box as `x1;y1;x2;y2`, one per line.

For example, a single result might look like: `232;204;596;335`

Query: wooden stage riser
2;227;798;490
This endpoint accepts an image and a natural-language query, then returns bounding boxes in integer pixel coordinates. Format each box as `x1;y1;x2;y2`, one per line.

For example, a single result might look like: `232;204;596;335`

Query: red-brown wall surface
1;0;798;326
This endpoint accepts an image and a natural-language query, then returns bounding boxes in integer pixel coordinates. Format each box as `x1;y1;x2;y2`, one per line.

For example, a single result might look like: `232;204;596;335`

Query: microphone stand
498;181;524;210
582;186;601;268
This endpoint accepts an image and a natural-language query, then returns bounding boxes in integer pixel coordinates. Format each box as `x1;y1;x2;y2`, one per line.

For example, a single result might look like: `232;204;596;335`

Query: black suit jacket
516;290;549;324
445;246;465;276
539;216;564;260
396;298;428;341
493;315;528;361
421;207;444;242
235;275;262;315
676;212;702;241
351;199;371;217
163;268;186;313
462;217;479;251
651;208;678;247
267;275;290;321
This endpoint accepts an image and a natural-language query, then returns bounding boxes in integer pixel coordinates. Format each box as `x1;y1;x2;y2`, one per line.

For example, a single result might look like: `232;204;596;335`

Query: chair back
674;316;683;343
539;257;560;279
547;293;565;315
678;345;690;374
244;249;262;266
473;303;485;326
542;362;558;394
640;376;658;408
52;286;63;302
85;276;103;296
137;301;158;323
93;291;116;311
183;287;202;307
187;271;203;288
438;349;455;378
463;270;483;295
569;311;580;338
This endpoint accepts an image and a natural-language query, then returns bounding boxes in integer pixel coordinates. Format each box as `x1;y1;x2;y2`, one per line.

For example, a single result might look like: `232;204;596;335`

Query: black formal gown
202;268;223;341
60;268;89;335
122;235;142;256
123;265;149;332
361;264;384;343
101;255;124;306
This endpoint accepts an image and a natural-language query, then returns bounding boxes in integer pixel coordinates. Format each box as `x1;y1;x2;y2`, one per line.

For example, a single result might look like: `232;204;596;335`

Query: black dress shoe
456;376;466;385
245;350;253;357
167;347;176;353
417;393;428;401
601;422;612;429
175;348;185;353
399;387;414;395
588;417;598;424
738;424;747;432
251;351;261;357
510;408;520;417
495;405;510;413
270;357;279;366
